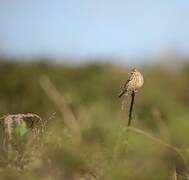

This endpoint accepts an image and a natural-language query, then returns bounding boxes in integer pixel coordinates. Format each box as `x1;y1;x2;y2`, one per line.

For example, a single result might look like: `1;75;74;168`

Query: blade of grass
39;76;81;145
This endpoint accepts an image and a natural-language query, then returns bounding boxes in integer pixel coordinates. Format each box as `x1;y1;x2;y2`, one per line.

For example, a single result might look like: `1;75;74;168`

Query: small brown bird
118;68;144;98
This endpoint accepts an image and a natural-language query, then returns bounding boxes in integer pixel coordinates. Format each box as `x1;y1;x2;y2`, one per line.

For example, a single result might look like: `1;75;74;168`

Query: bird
118;68;144;98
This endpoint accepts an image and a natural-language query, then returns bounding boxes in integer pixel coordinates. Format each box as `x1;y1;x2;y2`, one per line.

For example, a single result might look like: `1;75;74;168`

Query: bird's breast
137;74;144;88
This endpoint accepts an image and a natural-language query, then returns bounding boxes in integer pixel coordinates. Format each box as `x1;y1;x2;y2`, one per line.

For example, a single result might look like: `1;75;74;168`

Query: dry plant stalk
0;113;44;170
128;90;135;126
0;113;43;149
40;76;81;144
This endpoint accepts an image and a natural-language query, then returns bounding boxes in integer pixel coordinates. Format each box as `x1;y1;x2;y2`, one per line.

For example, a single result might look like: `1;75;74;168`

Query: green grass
0;60;189;179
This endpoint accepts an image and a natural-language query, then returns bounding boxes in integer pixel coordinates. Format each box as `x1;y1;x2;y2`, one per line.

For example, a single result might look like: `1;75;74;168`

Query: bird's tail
118;89;127;98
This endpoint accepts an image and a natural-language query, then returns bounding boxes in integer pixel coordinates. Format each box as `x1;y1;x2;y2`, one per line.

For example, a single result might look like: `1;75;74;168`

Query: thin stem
128;127;189;172
128;91;135;126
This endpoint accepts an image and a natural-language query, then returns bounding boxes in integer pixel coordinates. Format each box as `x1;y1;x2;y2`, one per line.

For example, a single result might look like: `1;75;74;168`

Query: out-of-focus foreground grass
0;59;189;180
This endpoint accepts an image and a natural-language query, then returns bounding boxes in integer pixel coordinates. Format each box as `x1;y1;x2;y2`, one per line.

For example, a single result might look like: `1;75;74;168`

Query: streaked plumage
118;68;144;98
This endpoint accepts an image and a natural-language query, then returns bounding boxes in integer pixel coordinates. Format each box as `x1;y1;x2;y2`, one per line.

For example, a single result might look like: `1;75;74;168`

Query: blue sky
0;0;189;63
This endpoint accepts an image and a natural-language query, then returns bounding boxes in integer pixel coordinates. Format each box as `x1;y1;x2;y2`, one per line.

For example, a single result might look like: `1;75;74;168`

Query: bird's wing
123;74;133;88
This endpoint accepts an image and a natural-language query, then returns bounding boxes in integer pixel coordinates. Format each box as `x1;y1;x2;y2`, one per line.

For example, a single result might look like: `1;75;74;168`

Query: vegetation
0;59;189;179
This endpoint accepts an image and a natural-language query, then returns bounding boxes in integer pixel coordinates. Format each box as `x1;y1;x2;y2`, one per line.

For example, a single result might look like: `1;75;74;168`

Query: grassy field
0;60;189;179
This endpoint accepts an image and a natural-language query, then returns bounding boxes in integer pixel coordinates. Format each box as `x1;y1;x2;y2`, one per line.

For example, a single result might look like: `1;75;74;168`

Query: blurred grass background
0;58;189;179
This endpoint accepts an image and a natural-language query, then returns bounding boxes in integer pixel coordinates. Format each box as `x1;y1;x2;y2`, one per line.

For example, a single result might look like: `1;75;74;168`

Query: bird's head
131;68;138;74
